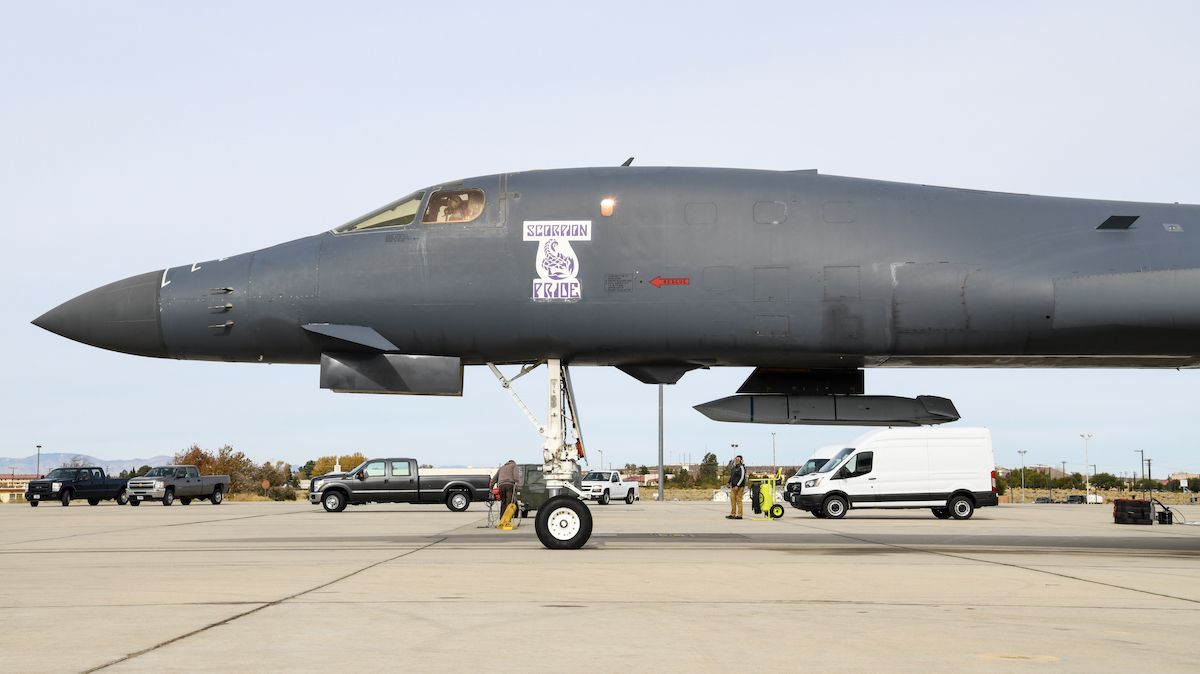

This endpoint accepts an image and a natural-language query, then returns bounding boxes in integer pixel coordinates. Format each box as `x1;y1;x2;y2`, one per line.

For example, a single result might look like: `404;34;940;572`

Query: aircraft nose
33;270;168;358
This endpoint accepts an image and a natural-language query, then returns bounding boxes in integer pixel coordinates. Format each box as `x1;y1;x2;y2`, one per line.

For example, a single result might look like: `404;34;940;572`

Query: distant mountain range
0;453;174;475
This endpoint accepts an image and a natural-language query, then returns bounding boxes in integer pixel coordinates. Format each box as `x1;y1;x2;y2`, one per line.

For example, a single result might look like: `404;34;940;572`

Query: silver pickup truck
126;465;230;506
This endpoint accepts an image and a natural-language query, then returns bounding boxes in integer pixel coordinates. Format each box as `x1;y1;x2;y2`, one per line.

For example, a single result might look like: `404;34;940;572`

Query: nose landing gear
488;358;592;550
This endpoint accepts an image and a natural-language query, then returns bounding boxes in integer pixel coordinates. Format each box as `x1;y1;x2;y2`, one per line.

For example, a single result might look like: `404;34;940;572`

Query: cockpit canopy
332;187;485;234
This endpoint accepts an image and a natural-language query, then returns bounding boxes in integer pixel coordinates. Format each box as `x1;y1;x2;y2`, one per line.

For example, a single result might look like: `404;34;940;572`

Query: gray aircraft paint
33;167;1200;388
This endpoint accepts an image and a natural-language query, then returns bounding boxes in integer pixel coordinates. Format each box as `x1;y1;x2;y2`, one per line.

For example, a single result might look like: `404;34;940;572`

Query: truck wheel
60;490;72;506
129;498;141;506
949;495;974;520
180;498;192;506
931;507;951;519
322;491;347;512
822;495;848;519
535;495;593;550
446;491;470;512
624;489;635;505
88;498;100;506
769;503;785;519
162;489;174;506
116;490;129;506
210;486;224;505
29;500;39;507
598;490;610;505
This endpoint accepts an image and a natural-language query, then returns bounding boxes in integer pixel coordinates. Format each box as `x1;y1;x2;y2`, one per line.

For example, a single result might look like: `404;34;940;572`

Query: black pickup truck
25;467;129;507
309;458;490;512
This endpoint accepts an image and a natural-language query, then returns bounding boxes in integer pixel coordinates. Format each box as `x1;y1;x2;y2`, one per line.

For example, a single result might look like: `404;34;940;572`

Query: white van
792;427;998;520
784;445;843;508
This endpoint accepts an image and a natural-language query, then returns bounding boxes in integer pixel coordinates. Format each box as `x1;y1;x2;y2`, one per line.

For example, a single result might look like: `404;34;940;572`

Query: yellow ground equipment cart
749;470;786;520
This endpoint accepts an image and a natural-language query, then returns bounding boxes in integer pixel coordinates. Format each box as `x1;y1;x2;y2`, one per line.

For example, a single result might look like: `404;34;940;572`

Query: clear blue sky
2;1;1198;477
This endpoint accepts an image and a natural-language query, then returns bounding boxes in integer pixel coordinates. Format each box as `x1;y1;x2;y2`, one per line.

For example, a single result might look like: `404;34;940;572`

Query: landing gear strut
489;358;591;549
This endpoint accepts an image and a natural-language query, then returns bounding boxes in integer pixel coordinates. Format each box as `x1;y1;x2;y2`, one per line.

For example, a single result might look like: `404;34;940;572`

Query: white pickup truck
580;470;639;505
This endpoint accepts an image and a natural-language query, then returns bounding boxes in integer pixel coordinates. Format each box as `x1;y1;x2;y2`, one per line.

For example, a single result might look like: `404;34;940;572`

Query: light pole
1079;433;1092;496
1017;450;1027;503
771;432;777;476
598;449;604;473
1061;461;1068;493
36;445;42;477
1135;449;1145;499
657;384;664;503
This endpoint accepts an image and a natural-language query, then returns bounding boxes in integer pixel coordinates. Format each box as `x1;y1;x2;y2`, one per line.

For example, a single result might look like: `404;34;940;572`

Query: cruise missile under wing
33;166;1200;548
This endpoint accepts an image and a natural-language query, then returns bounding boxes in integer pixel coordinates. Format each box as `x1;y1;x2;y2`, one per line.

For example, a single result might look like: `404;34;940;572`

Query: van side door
834;452;876;505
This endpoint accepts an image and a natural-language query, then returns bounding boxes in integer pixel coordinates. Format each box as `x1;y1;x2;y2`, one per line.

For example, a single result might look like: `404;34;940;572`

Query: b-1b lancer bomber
34;165;1200;547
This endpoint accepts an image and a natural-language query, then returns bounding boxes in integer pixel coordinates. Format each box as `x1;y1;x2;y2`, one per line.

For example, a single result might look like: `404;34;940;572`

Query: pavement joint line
82;536;447;673
787;520;1200;606
1;509;307;547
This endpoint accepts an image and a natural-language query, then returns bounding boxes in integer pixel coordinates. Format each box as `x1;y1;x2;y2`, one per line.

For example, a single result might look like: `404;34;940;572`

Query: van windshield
794;458;830;477
814;448;854;473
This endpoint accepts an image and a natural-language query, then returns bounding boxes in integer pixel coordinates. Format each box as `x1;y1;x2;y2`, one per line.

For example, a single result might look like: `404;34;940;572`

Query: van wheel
932;507;951;519
822;495;848;519
322;491;347;512
949;495;974;520
625;489;635;505
446;491;470;512
598;490;610;505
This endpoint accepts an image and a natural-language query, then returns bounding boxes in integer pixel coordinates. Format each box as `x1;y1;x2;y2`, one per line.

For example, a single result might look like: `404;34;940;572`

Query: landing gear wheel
210;486;224;504
598;490;610;505
446;491;470;512
931;507;951;519
625;490;635;505
88;498;100;506
769;503;785;519
822;495;848;519
949;495;975;520
322;491;347;512
535;495;593;550
60;491;71;507
116;490;129;506
161;489;174;506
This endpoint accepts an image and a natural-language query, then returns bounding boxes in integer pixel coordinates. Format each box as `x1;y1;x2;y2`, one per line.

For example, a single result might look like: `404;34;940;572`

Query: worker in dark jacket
493;459;518;515
727;455;747;520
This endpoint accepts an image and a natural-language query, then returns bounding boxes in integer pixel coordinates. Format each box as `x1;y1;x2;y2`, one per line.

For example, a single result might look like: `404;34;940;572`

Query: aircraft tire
822;495;848;519
535;495;592;550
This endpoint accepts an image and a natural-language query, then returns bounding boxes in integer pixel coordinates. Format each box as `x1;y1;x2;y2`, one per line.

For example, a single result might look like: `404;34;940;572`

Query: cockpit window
332;191;425;233
422;189;484;224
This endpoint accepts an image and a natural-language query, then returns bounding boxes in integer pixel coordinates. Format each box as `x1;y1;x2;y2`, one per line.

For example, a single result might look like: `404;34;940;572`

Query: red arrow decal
650;276;689;288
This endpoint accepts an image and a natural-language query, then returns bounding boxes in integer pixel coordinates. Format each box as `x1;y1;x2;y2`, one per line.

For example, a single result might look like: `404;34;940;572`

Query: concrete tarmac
2;499;1198;673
